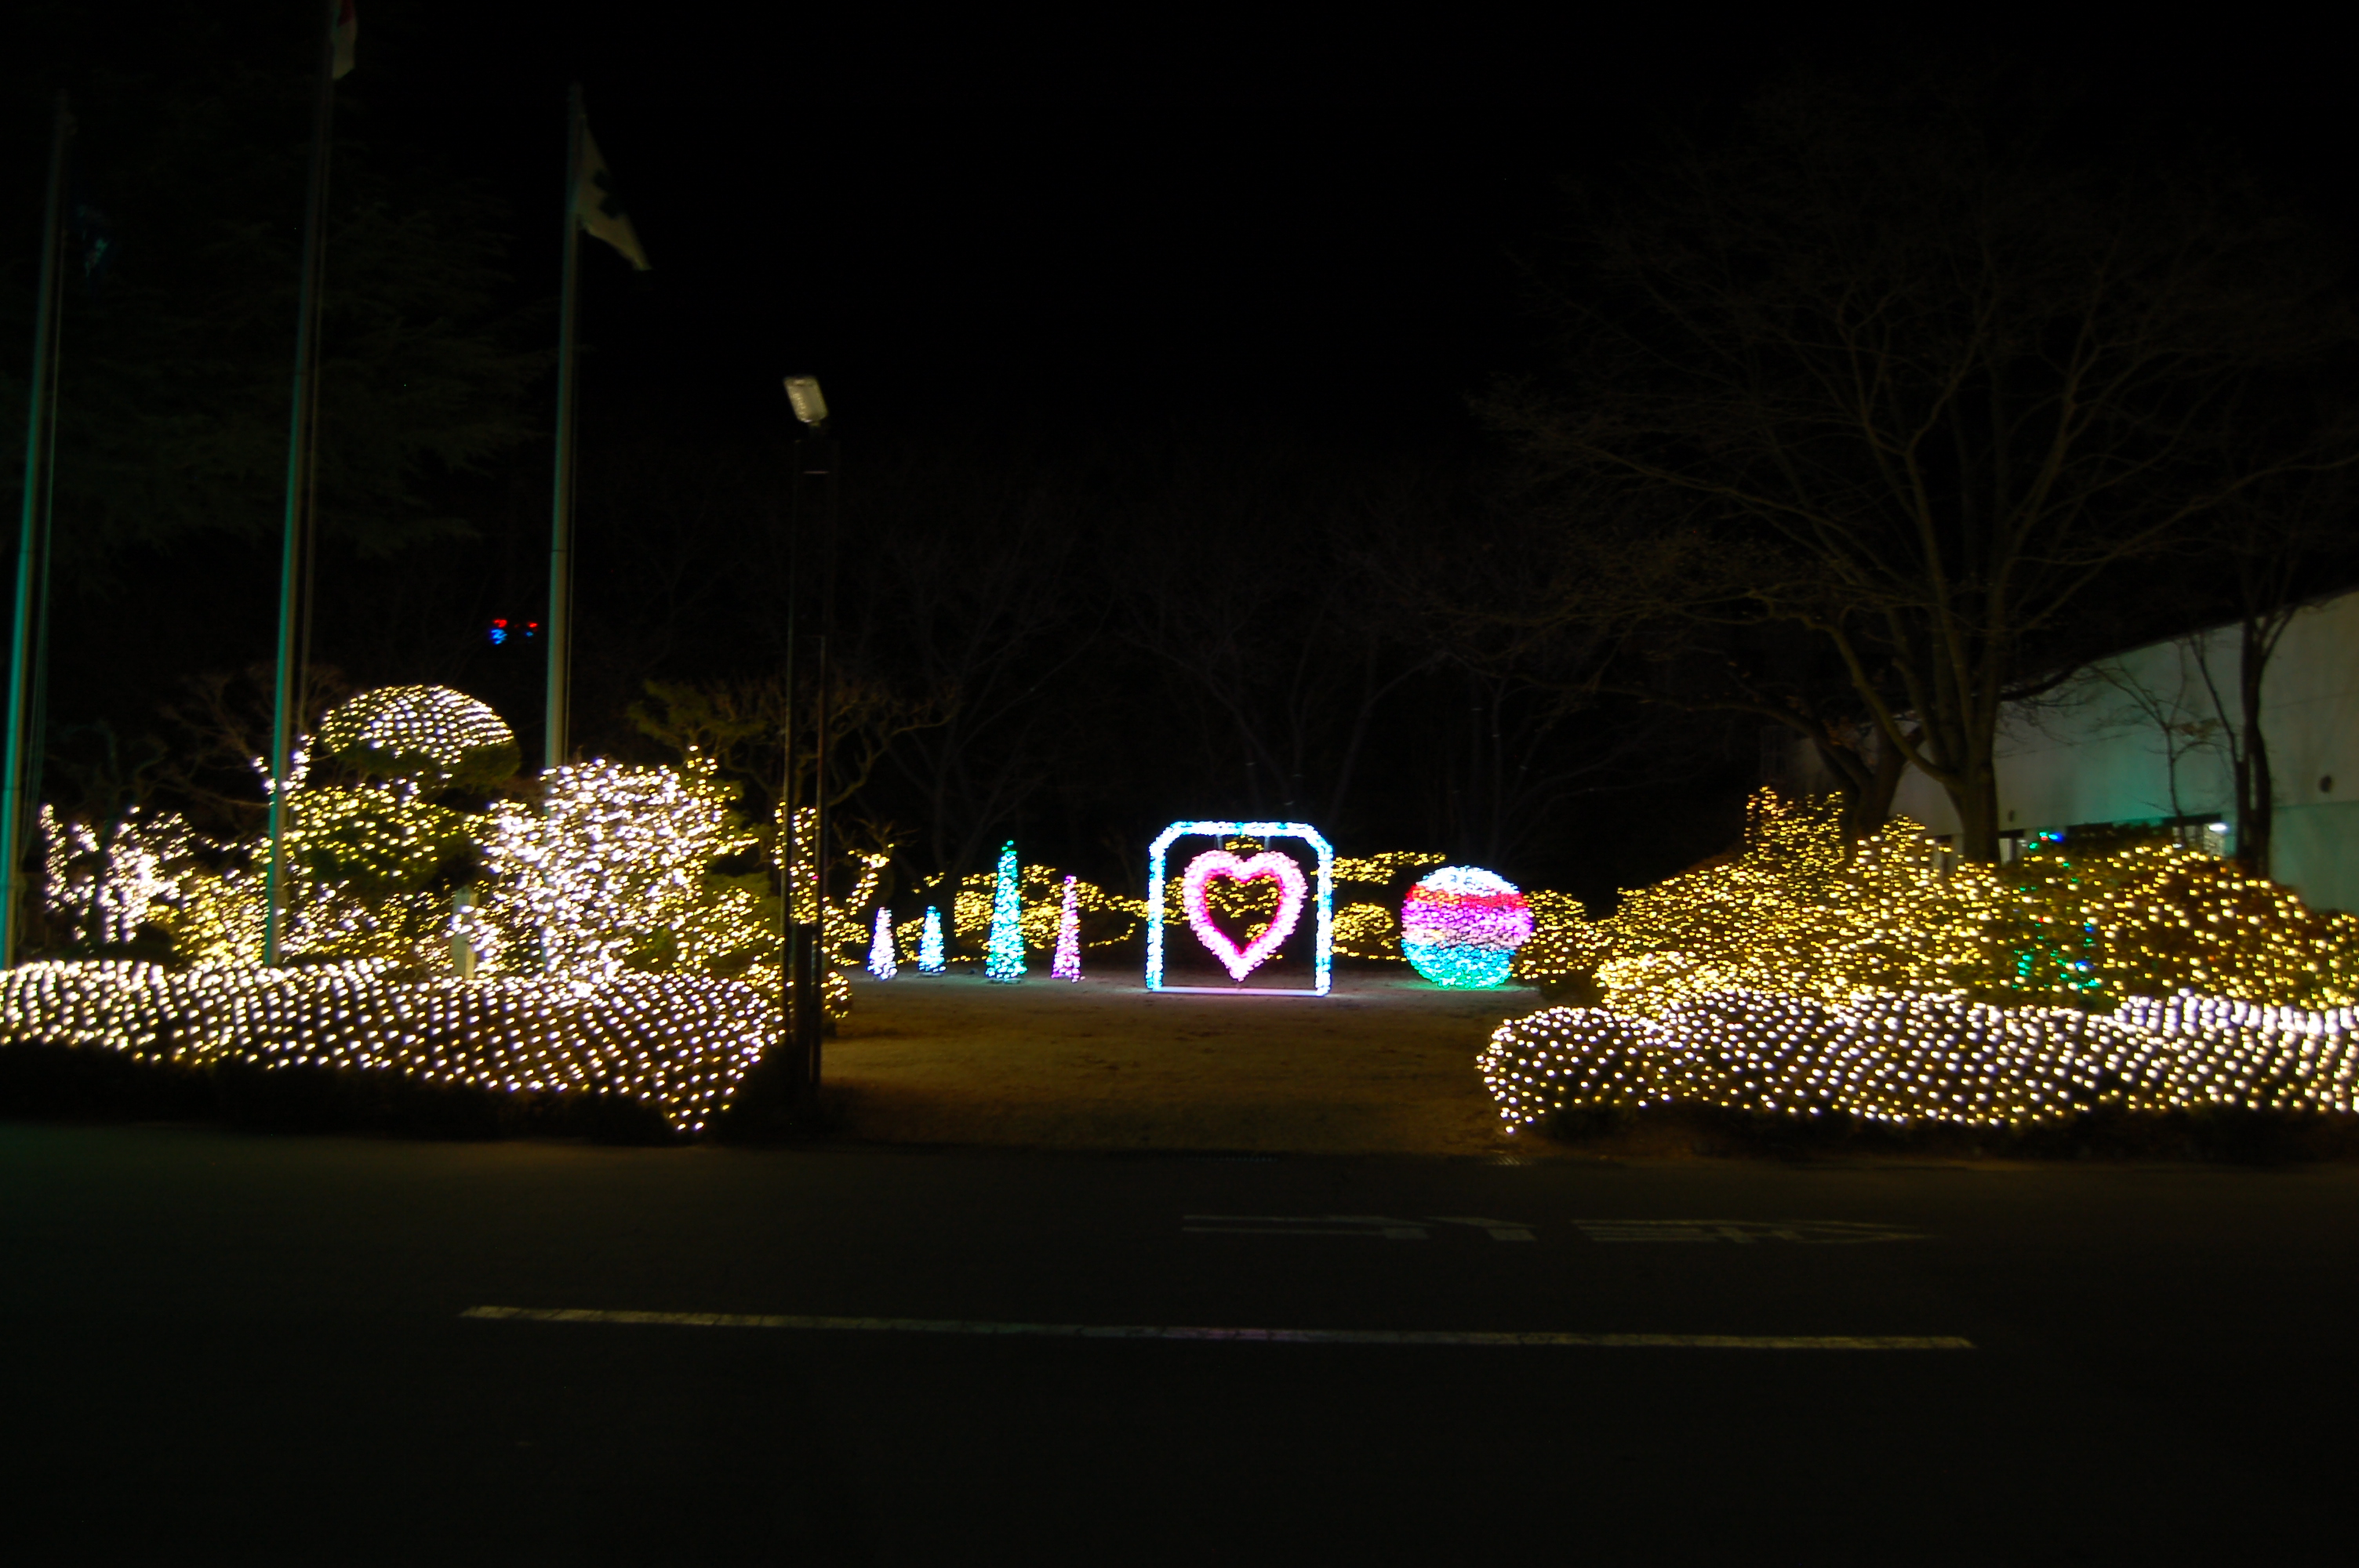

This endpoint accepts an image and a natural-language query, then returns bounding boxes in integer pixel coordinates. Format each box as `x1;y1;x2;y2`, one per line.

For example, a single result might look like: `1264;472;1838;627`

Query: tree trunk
1844;735;1912;842
1941;743;2002;863
2236;618;2275;878
1811;724;1918;845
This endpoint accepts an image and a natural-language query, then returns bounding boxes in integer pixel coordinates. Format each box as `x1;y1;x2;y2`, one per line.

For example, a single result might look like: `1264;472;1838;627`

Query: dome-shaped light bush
318;684;520;790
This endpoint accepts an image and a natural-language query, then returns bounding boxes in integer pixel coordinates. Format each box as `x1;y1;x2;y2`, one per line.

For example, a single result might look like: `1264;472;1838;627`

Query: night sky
367;8;2348;446
6;3;2353;903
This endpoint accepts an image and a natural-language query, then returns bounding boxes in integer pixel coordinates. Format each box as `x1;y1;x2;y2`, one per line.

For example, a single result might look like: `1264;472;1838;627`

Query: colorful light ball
1401;866;1534;988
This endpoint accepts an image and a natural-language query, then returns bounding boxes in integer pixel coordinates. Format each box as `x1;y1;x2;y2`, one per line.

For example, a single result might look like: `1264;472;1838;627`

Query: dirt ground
822;969;1543;1155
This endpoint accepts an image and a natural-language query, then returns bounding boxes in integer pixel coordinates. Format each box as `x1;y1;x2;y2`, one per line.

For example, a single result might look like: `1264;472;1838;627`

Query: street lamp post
782;376;834;1105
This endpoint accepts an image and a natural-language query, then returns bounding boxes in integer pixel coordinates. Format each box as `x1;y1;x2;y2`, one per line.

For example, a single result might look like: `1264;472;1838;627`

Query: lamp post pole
783;376;832;1105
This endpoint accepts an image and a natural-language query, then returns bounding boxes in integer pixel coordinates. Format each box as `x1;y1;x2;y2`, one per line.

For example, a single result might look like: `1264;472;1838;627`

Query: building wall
1883;590;2359;909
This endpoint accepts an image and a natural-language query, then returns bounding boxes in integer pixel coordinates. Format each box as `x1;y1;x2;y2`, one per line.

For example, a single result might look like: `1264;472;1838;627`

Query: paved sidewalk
824;970;1541;1154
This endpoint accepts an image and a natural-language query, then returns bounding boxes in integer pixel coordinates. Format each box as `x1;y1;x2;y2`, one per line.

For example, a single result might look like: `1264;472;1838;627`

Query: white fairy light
1477;986;2359;1133
0;959;772;1134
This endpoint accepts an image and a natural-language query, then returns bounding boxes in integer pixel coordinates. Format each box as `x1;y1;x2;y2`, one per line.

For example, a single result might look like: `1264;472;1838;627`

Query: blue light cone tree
918;906;947;973
986;842;1025;982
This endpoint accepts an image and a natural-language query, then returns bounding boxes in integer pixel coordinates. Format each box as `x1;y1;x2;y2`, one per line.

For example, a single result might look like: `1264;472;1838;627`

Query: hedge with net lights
1478;987;2359;1133
0;959;805;1134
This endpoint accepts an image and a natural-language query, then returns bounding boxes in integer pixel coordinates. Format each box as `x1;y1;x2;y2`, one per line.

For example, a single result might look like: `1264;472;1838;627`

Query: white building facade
1867;589;2359;910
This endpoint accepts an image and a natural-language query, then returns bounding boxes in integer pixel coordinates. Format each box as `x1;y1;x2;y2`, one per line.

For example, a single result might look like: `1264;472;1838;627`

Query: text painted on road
1183;1215;1535;1241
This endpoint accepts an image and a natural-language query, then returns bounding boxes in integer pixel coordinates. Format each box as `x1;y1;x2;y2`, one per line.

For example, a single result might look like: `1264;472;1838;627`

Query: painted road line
460;1306;1972;1351
1181;1214;1536;1242
1573;1221;1926;1244
1183;1214;1434;1240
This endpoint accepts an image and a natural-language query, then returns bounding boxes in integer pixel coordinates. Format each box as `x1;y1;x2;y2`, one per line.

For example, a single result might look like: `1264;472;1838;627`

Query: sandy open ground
823;970;1543;1155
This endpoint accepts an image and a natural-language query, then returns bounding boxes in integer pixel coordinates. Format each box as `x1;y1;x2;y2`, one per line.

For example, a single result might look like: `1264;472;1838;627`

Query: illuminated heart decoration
1181;850;1307;981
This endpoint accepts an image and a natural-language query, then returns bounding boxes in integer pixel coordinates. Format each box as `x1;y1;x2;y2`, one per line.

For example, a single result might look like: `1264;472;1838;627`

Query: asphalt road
5;1122;2354;1564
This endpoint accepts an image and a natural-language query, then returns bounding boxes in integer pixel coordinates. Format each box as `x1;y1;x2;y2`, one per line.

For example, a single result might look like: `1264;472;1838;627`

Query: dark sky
328;5;2351;451
20;3;2343;451
8;3;2355;894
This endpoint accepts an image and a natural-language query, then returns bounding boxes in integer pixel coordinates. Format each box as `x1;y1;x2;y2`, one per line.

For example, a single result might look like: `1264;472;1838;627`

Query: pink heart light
1180;849;1308;982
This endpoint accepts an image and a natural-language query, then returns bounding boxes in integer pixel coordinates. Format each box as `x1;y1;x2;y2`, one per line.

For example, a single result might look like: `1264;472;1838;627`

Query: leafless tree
2185;463;2359;875
1484;74;2359;859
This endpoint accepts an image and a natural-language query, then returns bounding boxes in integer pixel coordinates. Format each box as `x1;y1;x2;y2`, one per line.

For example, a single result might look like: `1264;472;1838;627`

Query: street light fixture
784;375;829;429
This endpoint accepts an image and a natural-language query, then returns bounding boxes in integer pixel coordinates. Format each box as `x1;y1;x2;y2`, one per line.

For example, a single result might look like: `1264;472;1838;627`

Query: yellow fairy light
952;865;1147;959
317;684;521;787
1478;985;2359;1133
0;958;773;1134
1476;792;2359;1134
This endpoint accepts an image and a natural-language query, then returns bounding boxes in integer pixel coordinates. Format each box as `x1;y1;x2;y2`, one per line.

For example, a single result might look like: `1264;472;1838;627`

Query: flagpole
546;84;585;775
265;1;343;966
1;91;72;968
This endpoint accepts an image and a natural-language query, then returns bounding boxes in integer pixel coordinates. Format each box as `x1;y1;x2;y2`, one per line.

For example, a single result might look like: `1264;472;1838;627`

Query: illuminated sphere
319;685;520;789
1401;866;1534;988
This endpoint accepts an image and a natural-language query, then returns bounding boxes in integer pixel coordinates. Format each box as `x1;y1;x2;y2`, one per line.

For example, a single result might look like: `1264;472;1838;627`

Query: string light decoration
1326;851;1445;961
1333;851;1448;884
482;755;769;984
986;841;1026;982
1477;985;2359;1133
1044;874;1080;981
954;866;1145;955
867;906;898;980
318;684;521;788
39;806;195;948
1332;902;1401;961
918;906;947;973
1181;848;1308;982
1401;866;1535;989
1512;889;1608;984
1144;821;1333;995
23;684;889;1118
0;959;770;1134
290;785;478;899
1547;793;2359;1017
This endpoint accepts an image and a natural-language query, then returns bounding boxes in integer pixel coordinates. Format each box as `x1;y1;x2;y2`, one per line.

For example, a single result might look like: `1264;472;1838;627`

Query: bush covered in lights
318;683;522;788
35;685;860;1021
1478;986;2359;1135
1475;790;2359;1139
1516;792;2359;1016
0;959;771;1134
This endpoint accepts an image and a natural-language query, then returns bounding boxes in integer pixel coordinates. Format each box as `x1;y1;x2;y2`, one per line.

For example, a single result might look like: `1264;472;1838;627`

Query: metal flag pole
546;84;586;775
264;2;343;966
1;91;73;968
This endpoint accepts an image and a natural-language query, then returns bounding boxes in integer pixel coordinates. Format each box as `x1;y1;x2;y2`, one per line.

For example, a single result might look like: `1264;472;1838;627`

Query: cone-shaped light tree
1052;873;1082;981
986;842;1025;982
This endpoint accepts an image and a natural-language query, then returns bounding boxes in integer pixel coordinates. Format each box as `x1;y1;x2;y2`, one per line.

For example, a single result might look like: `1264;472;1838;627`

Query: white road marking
1574;1221;1926;1244
461;1305;1972;1351
1428;1216;1537;1242
1183;1214;1434;1240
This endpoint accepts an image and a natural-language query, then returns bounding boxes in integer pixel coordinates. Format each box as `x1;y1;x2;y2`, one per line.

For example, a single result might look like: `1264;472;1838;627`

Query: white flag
576;125;651;272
